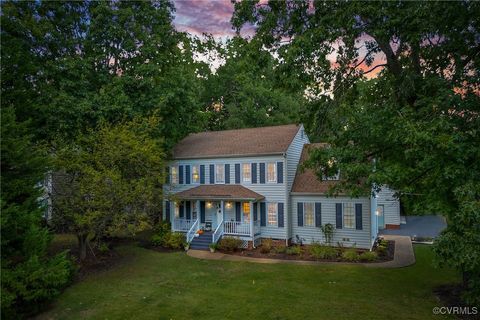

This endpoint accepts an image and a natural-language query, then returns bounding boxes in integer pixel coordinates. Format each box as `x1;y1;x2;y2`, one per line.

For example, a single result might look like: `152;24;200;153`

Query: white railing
173;219;193;231
224;221;250;236
186;219;199;244
212;219;224;244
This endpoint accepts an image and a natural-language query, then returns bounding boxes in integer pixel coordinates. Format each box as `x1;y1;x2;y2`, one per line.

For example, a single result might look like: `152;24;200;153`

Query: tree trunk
77;233;88;261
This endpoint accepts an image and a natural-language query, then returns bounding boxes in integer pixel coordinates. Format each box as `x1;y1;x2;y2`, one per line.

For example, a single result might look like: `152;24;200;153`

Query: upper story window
242;163;251;182
215;164;224;183
304;203;314;226
267;162;276;183
192;165;200;183
171;166;178;184
267;203;277;226
343;203;355;228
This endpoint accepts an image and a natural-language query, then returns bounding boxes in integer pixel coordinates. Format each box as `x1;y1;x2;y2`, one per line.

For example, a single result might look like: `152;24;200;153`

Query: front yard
37;244;458;320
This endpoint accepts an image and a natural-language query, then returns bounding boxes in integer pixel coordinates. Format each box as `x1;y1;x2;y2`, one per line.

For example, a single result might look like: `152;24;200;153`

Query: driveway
379;215;447;238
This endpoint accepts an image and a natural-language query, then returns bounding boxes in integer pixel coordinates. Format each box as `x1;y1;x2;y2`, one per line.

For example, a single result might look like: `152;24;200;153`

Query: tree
52;118;165;260
233;1;480;304
1;108;73;318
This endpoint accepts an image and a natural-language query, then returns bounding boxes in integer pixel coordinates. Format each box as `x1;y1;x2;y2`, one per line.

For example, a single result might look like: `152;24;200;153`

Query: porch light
225;202;232;209
206;202;212;209
375;209;380;216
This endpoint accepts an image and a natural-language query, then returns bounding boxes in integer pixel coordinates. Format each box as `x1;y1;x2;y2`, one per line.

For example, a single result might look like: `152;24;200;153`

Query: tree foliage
233;0;480;304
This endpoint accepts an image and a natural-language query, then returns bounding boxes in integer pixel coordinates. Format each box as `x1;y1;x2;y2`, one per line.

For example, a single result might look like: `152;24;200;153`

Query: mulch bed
434;284;480;320
220;240;395;263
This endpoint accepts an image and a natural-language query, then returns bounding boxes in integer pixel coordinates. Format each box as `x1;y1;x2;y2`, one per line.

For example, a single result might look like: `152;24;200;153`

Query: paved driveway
380;215;446;238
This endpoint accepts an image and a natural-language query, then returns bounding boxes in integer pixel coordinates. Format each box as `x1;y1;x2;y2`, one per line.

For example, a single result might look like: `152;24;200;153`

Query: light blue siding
377;186;400;226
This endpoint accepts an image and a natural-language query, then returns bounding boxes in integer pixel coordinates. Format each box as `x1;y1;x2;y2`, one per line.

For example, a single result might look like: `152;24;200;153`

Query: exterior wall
290;195;372;249
285;125;309;241
163;154;290;239
377;186;400;226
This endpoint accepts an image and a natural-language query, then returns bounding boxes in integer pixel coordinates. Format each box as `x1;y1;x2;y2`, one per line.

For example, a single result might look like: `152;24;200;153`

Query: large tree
233;1;480;304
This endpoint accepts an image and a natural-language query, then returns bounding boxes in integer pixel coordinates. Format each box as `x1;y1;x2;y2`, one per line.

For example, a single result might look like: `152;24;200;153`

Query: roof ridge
192;123;299;136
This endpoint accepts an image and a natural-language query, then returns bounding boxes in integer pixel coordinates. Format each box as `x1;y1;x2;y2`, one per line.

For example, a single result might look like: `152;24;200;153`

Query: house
163;124;400;250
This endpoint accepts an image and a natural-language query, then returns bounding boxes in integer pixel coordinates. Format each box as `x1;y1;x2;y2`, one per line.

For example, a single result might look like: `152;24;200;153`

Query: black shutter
225;164;230;184
315;202;322;227
209;164;214;184
185;165;191;185
252;163;257;184
297;202;304;227
260;202;266;226
259;163;266;184
179;165;184;184
278;203;284;228
165;167;170;184
336;203;343;229
253;202;258;221
235;202;241;221
179;202;184;218
165;201;170;222
355;203;363;230
235;163;240;184
277;161;284;183
200;201;205;223
186;201;191;219
200;165;205;184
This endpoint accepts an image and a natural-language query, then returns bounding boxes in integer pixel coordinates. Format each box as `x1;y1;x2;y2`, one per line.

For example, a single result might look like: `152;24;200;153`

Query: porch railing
212;219;224;244
186;219;199;244
224;221;250;236
173;219;194;231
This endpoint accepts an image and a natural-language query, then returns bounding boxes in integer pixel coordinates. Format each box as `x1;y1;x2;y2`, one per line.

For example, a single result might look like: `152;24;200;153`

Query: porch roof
175;185;264;201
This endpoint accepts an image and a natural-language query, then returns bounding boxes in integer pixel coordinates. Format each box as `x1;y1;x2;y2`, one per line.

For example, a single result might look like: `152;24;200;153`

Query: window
174;202;180;218
242;163;251;182
192;201;197;219
243;202;250;222
304;203;314;226
267;203;277;226
171;166;178;184
343;203;355;228
267;162;276;182
192;165;200;183
301;129;304;139
215;164;224;183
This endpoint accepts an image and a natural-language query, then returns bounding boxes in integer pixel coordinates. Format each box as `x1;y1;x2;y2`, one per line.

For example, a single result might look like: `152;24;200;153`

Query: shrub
342;249;359;262
359;251;378;262
286;246;301;255
163;232;186;250
310;244;337;260
209;243;218;251
274;246;287;254
151;221;172;246
97;242;110;253
260;238;273;254
218;237;242;252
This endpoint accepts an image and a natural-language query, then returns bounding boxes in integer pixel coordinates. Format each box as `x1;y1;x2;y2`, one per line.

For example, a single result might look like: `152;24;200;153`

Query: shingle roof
291;143;342;194
174;185;265;201
172;124;300;159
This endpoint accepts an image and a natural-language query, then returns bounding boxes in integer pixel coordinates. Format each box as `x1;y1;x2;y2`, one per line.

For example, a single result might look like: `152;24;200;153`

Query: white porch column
221;200;225;221
196;200;200;222
250;201;254;247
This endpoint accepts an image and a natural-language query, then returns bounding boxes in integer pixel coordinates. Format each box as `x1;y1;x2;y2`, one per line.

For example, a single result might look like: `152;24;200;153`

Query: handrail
186;219;199;244
224;221;250;235
212;219;224;244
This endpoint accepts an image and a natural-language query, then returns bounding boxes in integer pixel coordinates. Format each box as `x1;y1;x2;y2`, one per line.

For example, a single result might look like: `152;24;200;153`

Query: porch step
190;232;213;251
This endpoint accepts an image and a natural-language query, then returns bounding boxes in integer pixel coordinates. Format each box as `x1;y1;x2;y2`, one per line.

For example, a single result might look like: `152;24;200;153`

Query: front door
377;205;385;230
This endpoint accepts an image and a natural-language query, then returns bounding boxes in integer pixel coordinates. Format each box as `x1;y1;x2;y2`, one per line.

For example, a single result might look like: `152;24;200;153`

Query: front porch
169;185;264;246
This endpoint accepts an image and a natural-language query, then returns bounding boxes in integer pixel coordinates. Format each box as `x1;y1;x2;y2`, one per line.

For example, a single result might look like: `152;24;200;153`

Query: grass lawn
37;244;458;320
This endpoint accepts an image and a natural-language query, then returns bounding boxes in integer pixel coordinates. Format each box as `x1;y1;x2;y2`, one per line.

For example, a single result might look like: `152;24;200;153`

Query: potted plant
209;243;217;253
184;243;190;251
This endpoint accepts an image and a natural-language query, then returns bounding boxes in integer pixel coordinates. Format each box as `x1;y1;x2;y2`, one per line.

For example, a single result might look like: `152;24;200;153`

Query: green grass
37;245;458;320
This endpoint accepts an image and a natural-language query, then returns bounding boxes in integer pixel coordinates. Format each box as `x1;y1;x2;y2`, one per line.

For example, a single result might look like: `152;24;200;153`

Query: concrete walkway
187;235;415;268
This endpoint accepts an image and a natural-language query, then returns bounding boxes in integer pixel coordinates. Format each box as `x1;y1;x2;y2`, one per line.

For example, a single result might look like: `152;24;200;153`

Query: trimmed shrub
274;246;287;254
310;244;337;260
359;251;378;262
151;221;172;246
163;232;186;250
342;249;359;262
286;246;301;255
260;238;273;254
218;237;242;252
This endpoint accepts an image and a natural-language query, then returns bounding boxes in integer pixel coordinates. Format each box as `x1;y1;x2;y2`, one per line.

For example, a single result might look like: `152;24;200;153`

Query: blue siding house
163;124;400;249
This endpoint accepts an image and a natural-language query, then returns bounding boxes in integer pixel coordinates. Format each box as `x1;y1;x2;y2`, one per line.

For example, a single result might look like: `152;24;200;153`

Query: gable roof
291;143;342;194
174;185;264;201
172;124;301;159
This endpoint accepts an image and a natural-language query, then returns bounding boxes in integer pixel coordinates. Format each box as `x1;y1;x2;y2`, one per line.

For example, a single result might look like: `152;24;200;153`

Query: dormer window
171;166;178;184
215;164;224;183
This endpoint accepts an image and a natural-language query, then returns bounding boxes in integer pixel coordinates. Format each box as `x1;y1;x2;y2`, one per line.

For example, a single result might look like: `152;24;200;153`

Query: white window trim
303;202;315;227
215;164;225;184
343;203;355;229
171;166;178;184
242;163;251;183
267;202;278;226
191;164;200;184
266;162;277;183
